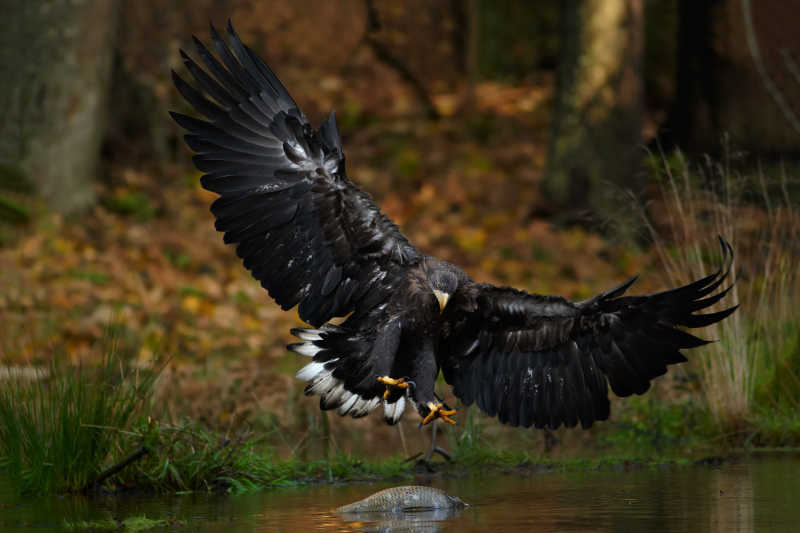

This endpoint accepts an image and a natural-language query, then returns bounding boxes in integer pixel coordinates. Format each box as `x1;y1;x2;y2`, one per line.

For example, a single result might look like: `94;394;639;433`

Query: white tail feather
337;394;358;415
296;361;325;381
292;342;321;357
294;329;324;341
384;396;406;423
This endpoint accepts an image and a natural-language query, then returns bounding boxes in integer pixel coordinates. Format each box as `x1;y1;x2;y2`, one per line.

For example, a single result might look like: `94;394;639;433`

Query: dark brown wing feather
171;22;419;326
440;239;737;430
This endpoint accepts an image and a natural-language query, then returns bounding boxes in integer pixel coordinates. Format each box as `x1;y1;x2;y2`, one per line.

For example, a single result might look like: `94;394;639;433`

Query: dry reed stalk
638;150;799;431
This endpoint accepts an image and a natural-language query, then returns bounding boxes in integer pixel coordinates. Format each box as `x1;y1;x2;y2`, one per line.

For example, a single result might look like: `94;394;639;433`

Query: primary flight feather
172;22;737;429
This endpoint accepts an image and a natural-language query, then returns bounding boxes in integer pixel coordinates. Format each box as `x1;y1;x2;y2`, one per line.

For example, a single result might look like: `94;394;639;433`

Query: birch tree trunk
544;0;644;223
0;0;119;214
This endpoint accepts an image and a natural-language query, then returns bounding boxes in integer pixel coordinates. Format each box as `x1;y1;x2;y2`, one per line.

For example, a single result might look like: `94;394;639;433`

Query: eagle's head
430;269;459;313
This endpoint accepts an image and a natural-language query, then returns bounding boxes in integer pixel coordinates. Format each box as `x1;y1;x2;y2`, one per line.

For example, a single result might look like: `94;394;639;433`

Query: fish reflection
338;507;465;532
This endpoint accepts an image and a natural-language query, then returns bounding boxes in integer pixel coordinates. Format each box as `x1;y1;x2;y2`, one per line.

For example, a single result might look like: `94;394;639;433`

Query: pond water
1;453;798;532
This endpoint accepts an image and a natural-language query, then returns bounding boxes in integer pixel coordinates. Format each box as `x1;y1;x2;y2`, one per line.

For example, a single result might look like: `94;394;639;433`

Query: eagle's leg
423;421;453;463
419;403;456;467
377;376;410;400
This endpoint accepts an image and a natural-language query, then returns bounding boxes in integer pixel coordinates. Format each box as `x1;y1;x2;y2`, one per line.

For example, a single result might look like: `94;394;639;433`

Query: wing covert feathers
441;238;737;430
172;22;419;327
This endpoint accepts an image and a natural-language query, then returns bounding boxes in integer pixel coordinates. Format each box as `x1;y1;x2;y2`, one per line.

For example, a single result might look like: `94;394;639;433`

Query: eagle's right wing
171;22;420;327
440;239;736;430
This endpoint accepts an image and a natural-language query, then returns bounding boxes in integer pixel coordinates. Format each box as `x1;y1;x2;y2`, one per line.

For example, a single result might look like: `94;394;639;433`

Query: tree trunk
660;0;717;151
661;1;800;155
0;0;119;214
544;0;644;224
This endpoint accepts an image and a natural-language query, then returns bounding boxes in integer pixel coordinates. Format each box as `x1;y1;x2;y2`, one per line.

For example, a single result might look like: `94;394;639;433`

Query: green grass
449;429;694;473
115;423;411;492
603;396;716;453
0;336;419;495
447;405;698;471
0;341;160;494
119;420;257;492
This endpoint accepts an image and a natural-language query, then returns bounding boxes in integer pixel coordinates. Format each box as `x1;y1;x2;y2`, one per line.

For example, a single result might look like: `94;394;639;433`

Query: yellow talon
377;376;409;399
422;402;457;425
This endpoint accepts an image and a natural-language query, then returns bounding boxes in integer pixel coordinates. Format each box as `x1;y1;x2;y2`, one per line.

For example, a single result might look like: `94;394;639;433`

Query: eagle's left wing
171;23;420;328
440;239;736;430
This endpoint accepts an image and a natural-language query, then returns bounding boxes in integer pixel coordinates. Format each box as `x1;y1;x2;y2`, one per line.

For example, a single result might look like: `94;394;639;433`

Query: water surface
1;453;798;532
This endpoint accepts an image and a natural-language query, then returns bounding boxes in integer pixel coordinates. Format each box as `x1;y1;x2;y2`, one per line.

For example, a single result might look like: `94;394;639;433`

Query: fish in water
336;486;467;514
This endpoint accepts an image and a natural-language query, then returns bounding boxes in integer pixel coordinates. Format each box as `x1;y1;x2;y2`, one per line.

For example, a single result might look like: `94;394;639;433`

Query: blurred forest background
1;0;799;462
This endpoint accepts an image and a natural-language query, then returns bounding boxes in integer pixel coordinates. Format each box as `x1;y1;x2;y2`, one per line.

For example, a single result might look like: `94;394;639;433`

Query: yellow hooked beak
433;289;450;313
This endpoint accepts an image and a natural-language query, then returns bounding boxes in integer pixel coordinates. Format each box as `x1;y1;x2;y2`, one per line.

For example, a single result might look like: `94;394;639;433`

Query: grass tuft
640;147;800;440
0;338;160;494
0;331;419;495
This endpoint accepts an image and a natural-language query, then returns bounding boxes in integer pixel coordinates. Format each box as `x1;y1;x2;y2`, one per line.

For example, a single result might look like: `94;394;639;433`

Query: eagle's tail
289;320;407;423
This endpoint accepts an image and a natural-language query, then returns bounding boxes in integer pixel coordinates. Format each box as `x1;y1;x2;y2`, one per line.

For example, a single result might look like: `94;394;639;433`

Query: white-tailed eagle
172;22;736;430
